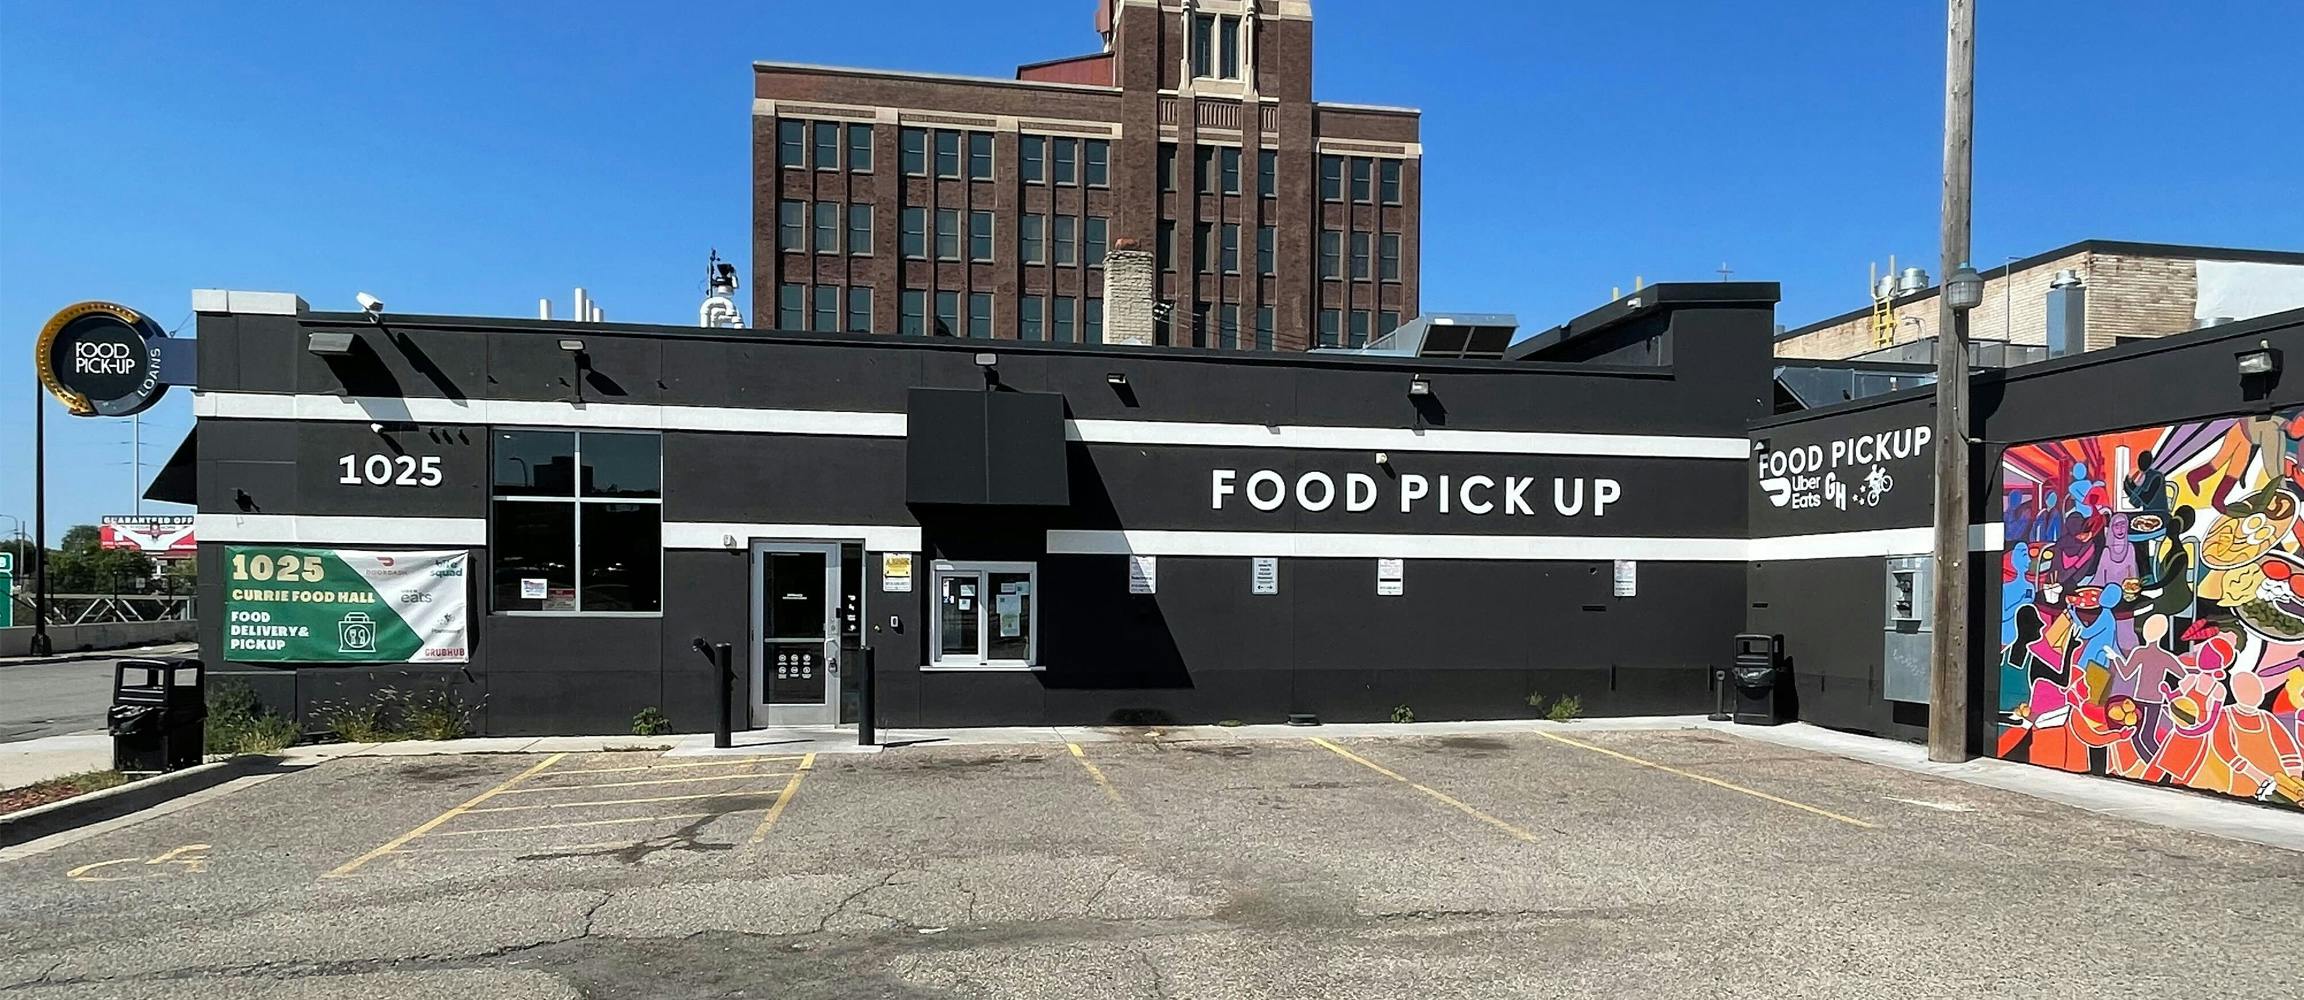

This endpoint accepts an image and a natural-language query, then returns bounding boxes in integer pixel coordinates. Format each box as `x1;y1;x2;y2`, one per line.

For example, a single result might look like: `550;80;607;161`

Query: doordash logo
1211;469;1622;517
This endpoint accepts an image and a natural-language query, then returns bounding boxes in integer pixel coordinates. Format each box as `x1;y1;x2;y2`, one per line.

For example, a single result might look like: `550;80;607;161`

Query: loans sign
223;547;469;663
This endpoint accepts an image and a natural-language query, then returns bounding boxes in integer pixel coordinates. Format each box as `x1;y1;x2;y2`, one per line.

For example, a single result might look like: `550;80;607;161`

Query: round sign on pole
36;301;172;417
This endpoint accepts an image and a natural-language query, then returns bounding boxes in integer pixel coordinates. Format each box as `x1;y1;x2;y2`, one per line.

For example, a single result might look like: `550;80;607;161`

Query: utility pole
1928;0;1977;763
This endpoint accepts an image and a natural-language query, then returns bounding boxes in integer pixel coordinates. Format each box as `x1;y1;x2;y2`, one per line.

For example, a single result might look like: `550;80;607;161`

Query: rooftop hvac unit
1896;266;1931;297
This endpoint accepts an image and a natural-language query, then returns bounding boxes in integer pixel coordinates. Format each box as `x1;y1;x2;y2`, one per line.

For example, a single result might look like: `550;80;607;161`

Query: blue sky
3;1;2299;543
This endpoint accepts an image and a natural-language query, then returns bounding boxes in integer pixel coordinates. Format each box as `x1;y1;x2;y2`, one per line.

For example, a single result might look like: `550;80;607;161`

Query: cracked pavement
3;730;2299;998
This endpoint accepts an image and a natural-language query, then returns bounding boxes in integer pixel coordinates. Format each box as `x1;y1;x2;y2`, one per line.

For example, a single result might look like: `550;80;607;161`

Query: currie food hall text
1212;469;1622;516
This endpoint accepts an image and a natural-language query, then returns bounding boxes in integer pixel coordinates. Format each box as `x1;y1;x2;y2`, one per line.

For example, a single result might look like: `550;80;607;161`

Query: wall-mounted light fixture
2238;341;2283;377
974;352;998;368
558;339;586;353
1374;451;1391;466
307;332;357;357
1106;372;1128;387
1751;438;1769;455
1407;374;1432;397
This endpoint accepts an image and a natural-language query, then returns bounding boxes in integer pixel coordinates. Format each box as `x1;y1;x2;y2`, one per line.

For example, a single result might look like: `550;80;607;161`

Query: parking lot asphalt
1;727;2297;999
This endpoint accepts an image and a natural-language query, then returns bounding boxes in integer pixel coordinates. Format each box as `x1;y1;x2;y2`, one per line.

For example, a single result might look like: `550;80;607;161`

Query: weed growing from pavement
630;707;672;737
1391;704;1415;724
1547;696;1584;723
312;687;480;743
205;680;302;755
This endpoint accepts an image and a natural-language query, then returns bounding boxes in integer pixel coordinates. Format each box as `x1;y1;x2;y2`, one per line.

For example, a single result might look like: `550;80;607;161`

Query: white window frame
490;429;664;617
926;560;1039;671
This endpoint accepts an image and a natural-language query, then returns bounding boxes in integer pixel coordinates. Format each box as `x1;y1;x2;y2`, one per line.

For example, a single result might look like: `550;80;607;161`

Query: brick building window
1221;148;1241;194
778;200;805;252
1220;224;1240;274
778;120;804;168
900;290;926;335
1159;144;1177;191
1349;232;1371;279
1052;216;1077;266
1085;217;1108;267
847;287;872;333
848;205;873;256
901;128;927;175
1052;138;1077;185
967;132;993;180
1219;304;1240;349
813;285;840;331
1319;156;1343;201
1379;234;1401;281
1319;229;1341;278
1196;222;1215;272
934;291;959;336
1380;160;1402;204
1192;13;1243;79
1019;297;1043;340
1196;147;1216;193
814;202;839;255
1084;298;1103;343
1255;306;1275;350
1084;140;1109;187
968;211;994;261
934;131;961;178
848;124;873;172
1191;303;1210;347
1258;150;1277;198
1158;221;1176;272
1051;296;1076;343
935;209;961;261
967;292;992;338
1020;135;1045;182
901;208;926;259
1020;215;1045;264
1350;158;1373;202
1380;310;1400;338
779;284;804;329
1317;309;1341;348
1350;310;1371;347
1257;226;1276;275
813;122;839;171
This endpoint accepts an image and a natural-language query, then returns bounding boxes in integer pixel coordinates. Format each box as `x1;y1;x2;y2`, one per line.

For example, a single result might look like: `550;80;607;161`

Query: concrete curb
0;642;200;669
0;755;284;848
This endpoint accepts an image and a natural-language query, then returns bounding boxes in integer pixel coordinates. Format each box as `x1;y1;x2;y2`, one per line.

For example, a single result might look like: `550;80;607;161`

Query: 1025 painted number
230;552;325;583
338;454;443;487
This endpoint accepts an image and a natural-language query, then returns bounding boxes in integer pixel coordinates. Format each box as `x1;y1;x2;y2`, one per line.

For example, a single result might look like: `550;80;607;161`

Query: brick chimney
1101;236;1157;346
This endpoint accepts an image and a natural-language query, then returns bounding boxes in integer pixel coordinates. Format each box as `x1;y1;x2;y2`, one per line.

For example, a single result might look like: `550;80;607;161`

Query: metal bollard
858;646;877;747
713;642;734;749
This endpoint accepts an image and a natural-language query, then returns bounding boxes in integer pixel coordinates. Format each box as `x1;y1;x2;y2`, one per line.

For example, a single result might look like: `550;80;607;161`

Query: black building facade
177;284;1777;736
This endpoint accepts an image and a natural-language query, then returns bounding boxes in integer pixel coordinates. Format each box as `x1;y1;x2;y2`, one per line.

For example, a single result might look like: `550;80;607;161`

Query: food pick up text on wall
1212;469;1623;517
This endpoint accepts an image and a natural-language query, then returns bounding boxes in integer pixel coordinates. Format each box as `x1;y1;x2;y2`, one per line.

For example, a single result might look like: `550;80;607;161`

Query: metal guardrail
7;593;192;626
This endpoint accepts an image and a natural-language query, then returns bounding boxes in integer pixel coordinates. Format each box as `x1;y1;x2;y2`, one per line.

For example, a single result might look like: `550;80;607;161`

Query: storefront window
930;562;1037;668
491;430;662;614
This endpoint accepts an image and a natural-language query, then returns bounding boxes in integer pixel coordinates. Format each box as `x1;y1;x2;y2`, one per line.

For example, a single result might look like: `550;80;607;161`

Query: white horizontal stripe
1065;418;1748;459
195;513;486;546
194;391;1748;460
663;522;921;552
195;392;907;438
1747;523;2002;562
1045;529;1748;562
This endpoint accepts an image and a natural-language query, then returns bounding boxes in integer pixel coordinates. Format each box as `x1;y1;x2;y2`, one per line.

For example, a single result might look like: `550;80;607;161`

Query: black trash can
1730;634;1787;726
108;657;206;772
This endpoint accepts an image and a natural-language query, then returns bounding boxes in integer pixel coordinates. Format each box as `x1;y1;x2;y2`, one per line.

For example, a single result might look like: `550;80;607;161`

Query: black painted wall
190;285;1779;734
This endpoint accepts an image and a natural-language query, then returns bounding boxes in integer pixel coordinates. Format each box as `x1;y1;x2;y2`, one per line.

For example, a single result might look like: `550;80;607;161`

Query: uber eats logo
1212;468;1623;517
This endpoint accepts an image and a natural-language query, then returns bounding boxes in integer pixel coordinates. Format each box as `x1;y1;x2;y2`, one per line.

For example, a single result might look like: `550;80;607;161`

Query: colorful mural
2000;411;2304;809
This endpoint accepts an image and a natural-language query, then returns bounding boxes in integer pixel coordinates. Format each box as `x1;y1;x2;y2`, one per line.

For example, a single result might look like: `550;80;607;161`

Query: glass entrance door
750;541;840;727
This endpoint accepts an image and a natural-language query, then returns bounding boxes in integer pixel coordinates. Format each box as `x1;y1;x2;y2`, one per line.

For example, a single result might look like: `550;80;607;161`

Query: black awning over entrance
144;429;197;506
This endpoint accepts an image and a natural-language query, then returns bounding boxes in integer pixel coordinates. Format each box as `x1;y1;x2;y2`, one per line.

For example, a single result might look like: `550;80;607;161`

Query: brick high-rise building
752;0;1421;351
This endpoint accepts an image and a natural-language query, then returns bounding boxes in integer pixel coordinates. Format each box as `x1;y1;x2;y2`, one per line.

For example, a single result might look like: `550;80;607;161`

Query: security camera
369;422;385;434
355;292;385;321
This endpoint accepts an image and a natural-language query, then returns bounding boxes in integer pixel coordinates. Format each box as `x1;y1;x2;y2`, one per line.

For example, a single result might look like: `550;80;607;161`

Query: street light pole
1928;0;1978;763
31;376;51;657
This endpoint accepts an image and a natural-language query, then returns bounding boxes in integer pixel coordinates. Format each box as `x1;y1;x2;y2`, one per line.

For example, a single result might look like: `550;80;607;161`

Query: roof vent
2049;268;2084;289
1895;267;1931;297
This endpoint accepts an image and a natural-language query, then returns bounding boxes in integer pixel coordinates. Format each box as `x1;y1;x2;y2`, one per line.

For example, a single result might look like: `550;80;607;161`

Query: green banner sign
223;547;468;663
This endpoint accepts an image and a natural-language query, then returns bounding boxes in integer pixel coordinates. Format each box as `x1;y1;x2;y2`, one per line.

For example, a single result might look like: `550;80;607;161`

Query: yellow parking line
1067;743;1123;805
546;756;803;776
747;752;817;844
466;789;785;814
388;841;636;855
1309;738;1539;843
496;771;792;794
1531;730;1876;829
326;753;568;878
429;812;720;838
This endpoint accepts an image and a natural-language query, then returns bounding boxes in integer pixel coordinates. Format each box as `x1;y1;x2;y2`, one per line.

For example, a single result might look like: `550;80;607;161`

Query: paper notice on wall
958;597;973;612
1377;558;1404;597
1252;557;1278;595
520;578;548;600
996;593;1022;636
1612;559;1637;598
1129;555;1158;594
882;553;913;592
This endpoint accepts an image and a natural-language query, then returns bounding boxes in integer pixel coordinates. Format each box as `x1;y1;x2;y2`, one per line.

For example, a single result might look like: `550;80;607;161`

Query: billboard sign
36;301;189;417
223;547;469;663
100;516;197;559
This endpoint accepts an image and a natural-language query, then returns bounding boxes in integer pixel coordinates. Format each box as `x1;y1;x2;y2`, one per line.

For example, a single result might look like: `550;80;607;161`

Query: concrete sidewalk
0;734;112;791
0;640;196;669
